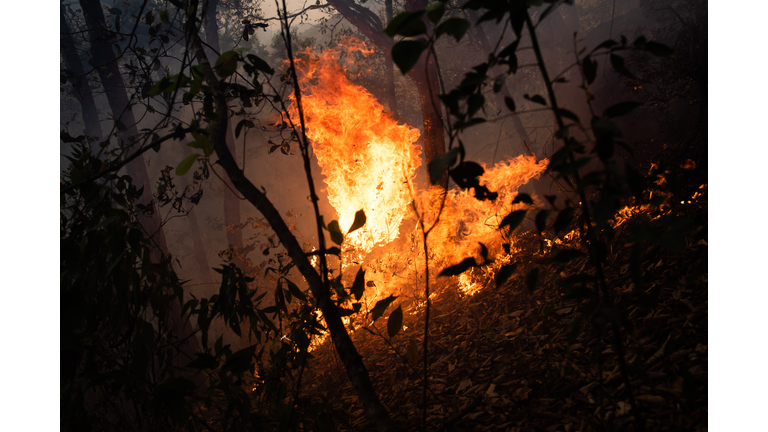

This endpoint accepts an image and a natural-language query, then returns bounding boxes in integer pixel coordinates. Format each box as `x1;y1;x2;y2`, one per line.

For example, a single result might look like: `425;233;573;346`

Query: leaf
351;267;365;300
554;206;575;233
449;161;484;188
160;10;169;24
439;257;477;277
495;263;518;287
176;153;200;176
391;39;428;75
407;337;419;366
525;267;539;293
552;248;584;263
500;209;527;233
426;2;446;24
645;41;673;57
524;94;547;105
512;193;533;205
504;96;516;112
186;353;218;369
215;51;239;78
222;344;257;374
285;279;307;302
435;17;471;42
583;56;597;84
327;220;343;245
235;119;255;138
603;101;642;118
387;306;403;338
428;147;460;185
610;54;635;79
535;210;550;233
371;295;397;321
557;108;580;122
348;209;366;233
384;11;426;37
246;54;274;75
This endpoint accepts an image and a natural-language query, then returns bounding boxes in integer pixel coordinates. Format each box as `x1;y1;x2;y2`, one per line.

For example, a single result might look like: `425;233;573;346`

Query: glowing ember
289;41;422;254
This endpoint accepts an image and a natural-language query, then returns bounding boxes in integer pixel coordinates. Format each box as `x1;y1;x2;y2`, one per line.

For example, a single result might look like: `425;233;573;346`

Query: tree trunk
203;0;244;267
60;2;102;141
324;0;446;178
188;28;398;432
78;0;200;371
383;0;398;117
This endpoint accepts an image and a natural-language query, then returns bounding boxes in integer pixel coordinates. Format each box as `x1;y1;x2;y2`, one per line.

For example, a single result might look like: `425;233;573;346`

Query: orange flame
288;41;422;254
288;41;547;303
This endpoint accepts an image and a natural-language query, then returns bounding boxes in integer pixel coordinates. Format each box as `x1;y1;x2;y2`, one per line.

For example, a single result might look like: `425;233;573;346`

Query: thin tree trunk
324;0;446;179
61;2;102;141
203;0;244;265
187;26;398;431
383;0;398;117
78;0;200;372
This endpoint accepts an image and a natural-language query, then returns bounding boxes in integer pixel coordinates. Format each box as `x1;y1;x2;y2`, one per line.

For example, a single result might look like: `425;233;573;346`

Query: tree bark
78;0;200;371
60;2;102;141
383;0;398;117
324;0;446;176
186;15;398;430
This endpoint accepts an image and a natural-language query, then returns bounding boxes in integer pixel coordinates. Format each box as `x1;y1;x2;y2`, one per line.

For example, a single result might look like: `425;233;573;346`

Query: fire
288;41;422;255
287;40;548;306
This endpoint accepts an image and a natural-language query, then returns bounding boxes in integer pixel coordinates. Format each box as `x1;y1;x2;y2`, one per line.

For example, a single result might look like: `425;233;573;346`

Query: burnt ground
302;185;708;432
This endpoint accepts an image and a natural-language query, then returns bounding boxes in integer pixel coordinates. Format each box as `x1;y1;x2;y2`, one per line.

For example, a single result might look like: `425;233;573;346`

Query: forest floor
302;168;708;431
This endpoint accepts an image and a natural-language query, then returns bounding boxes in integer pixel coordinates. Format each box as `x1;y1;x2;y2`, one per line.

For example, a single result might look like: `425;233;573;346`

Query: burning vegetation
60;1;708;431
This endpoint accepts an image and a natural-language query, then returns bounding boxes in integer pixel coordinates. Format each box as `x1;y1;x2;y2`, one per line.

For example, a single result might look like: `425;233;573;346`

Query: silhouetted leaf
603;101;642;118
222;344;257;374
235;119;255;138
610;54;635;79
351;267;365;300
392;39;428;74
246;54;274;75
495;263;518;287
327;220;343;245
439;257;477;276
176;153;200;176
428;147;460;184
554;206;575;233
160;10;169;24
215;51;239;78
384;11;426;37
348;209;367;233
371;295;397;321
387;306;403;338
285;279;307;302
436;17;471;42
426;2;446;24
645;41;673;57
524;94;547;105
186;353;218;369
500;210;527;233
583;56;597;84
557;108;580;122
449;161;484;188
512;193;533;205
504;96;516;111
536;210;551;233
